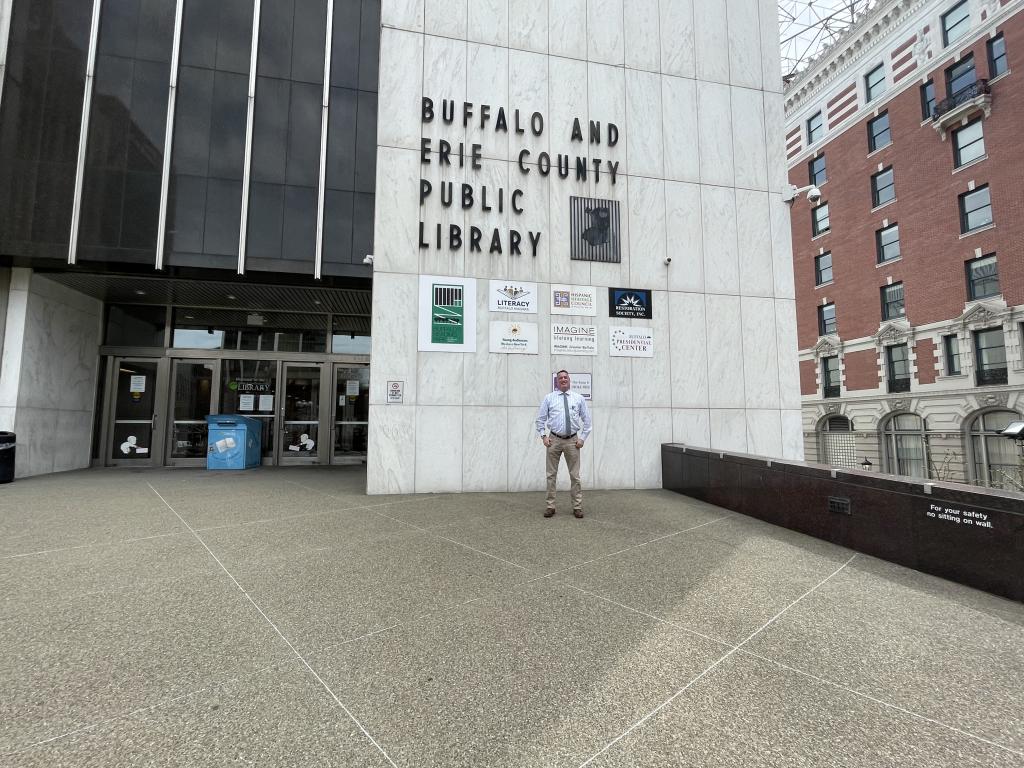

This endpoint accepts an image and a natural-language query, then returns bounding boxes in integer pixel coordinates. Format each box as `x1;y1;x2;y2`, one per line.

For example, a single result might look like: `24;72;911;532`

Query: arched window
968;410;1022;490
882;413;929;478
819;416;857;468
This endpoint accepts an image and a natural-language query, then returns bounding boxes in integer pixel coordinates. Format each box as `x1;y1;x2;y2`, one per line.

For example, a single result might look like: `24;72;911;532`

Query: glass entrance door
332;365;368;464
108;359;160;466
219;359;278;463
279;363;321;464
168;360;216;465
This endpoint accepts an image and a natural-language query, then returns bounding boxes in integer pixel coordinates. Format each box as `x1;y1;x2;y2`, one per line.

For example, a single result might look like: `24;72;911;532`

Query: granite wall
368;0;802;493
662;443;1024;601
0;269;102;477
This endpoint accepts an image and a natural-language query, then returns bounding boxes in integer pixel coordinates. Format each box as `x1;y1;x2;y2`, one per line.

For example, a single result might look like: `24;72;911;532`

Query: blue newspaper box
205;415;262;470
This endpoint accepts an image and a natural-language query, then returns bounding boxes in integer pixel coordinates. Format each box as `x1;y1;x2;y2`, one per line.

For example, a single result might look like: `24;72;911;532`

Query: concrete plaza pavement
1;466;1022;766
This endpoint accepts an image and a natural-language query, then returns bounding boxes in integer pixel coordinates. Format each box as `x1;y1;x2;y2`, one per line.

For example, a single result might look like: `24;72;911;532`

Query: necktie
562;393;571;436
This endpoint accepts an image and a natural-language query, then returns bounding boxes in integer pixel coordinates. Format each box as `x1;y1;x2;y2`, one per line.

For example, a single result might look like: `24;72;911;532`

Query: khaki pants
546;435;582;510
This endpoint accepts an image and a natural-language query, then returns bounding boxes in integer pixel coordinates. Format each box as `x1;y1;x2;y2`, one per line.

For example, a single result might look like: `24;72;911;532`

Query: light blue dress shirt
535;389;592;441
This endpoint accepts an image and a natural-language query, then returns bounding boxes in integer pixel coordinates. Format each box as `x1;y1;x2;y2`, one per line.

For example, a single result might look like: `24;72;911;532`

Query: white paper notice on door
345;379;360;396
129;375;146;393
238;394;255;411
258;394;273;411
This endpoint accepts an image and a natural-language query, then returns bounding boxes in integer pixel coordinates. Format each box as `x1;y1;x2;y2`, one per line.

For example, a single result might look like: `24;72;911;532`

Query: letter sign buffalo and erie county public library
418;98;622;263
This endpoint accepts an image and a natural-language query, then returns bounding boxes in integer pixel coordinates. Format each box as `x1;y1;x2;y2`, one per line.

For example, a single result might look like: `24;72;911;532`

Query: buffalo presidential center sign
418;98;621;262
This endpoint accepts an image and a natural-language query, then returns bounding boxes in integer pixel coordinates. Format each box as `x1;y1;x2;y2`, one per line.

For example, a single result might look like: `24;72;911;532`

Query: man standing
535;370;592;518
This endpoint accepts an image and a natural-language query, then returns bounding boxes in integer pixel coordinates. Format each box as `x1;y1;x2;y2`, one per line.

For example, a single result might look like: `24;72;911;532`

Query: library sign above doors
417;98;622;263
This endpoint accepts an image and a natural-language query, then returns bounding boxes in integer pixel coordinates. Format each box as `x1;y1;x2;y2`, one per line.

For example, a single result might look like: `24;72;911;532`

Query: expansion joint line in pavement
137;482;1022;763
146;483;398;768
742;651;1024;759
0;490;441;563
575;552;1023;766
578;556;860;767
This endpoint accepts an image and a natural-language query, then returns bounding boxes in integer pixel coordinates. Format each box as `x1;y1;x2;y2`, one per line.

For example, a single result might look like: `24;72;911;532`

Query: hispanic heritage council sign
609;326;654;357
550;284;597;316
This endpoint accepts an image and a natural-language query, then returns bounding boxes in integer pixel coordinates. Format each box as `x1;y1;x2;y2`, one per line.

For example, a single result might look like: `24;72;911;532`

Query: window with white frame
943;334;961;375
867;112;891;152
812;202;830;236
871;167;895;207
959;185;992;234
988;33;1007;78
969;410;1022;490
807;111;823;144
822;356;841;398
973;327;1007;386
966;254;999;300
952;119;985;167
865;64;886;102
815;252;833;286
876;224;900;263
883;413;929;478
881;282;905;320
942;1;970;47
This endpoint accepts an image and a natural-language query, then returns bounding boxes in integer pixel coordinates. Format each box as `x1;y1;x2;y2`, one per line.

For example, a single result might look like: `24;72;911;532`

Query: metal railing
976;367;1007;386
887;377;911;393
933;80;990;119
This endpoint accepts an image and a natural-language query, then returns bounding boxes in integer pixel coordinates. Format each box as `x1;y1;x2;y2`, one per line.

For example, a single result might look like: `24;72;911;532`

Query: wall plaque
609;288;652;319
551;323;597;355
570;196;621;263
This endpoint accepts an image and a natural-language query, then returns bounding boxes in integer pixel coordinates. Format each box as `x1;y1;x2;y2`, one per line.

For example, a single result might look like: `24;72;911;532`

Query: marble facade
368;0;802;493
0;269;102;478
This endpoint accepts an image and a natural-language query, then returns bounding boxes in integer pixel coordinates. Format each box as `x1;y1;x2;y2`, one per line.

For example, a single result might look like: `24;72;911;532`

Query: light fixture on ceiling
226;294;236;300
134;289;146;296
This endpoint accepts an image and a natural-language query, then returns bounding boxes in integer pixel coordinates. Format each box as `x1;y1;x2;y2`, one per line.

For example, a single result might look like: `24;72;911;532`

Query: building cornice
785;0;1022;118
784;0;929;114
798;300;1022;359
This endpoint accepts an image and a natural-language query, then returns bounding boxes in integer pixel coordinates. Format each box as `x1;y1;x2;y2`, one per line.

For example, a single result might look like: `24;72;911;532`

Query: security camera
362;254;374;265
806;187;822;205
664;257;672;265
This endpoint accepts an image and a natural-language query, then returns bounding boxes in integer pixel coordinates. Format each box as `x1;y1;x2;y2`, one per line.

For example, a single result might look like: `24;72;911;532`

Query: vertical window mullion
155;0;187;270
315;0;335;280
67;0;105;265
0;0;13;105
237;0;264;275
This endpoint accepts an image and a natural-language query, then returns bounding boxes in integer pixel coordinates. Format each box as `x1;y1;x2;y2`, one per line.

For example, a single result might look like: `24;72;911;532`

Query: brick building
785;0;1023;490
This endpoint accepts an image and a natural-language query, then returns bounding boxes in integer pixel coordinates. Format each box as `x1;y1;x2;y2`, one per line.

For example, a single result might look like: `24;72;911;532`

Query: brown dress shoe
543;508;556;518
573;509;584;518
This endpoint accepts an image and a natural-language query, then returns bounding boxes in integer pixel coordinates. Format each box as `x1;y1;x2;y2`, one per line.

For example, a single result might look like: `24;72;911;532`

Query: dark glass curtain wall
78;0;176;263
0;0;92;260
0;0;378;275
164;0;254;270
322;0;378;276
245;0;327;273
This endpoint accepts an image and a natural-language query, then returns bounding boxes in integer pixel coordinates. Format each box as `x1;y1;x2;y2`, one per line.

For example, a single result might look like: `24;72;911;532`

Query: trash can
0;432;14;483
205;415;262;470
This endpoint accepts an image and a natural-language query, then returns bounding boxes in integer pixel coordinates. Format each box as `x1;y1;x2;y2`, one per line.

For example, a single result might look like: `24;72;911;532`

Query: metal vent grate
827;496;852;515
